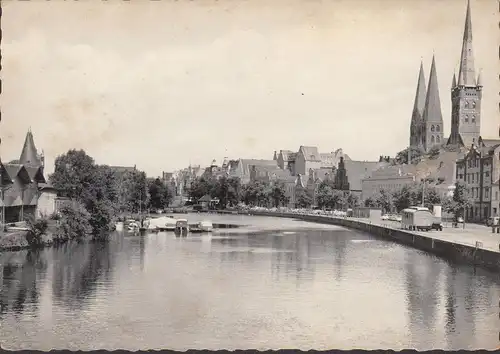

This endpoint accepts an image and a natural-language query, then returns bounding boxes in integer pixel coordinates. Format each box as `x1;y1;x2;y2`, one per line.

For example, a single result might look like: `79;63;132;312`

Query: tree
296;189;312;208
121;170;149;213
49;149;119;240
316;181;335;209
394;147;423;165
345;192;360;208
269;182;289;208
364;197;376;207
428;146;440;159
444;180;471;221
50;149;97;200
373;189;393;213
148;178;167;210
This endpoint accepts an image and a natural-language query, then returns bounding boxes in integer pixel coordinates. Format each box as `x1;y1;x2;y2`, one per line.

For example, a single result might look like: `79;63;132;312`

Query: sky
2;0;499;177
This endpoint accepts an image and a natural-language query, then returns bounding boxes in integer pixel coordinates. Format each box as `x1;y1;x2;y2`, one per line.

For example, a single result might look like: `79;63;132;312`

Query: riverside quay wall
244;210;500;272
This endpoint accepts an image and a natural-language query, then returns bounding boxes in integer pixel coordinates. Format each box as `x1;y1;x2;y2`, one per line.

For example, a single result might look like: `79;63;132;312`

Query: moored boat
174;219;189;236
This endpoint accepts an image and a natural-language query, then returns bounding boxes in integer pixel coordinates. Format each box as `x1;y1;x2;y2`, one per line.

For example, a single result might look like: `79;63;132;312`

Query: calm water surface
1;214;499;350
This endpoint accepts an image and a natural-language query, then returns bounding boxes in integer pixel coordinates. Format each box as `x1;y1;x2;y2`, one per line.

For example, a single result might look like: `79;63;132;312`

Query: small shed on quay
352;207;382;219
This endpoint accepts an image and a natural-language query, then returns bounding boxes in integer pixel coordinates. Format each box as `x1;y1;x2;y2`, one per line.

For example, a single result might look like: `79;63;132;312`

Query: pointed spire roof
411;61;427;122
19;129;42;167
452;72;457;88
423;55;443;123
457;0;476;86
477;70;482;86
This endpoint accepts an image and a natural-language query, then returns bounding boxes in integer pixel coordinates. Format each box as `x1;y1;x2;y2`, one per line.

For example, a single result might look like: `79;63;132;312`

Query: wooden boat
174;219;189;237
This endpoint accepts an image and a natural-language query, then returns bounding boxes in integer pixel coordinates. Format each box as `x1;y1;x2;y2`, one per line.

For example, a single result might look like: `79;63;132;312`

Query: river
0;213;499;350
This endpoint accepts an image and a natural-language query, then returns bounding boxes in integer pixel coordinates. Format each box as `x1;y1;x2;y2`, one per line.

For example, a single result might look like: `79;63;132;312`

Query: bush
55;204;92;243
25;216;49;248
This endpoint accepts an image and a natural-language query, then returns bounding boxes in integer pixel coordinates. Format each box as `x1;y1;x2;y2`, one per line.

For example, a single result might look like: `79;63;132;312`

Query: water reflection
1;214;500;350
0;250;48;316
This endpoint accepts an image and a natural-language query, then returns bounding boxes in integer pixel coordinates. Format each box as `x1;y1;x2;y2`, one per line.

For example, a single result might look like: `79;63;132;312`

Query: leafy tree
394;147;423;165
50;149;97;200
428;146;441;159
55;203;92;243
316;181;335;209
188;177;216;203
444;180;471;221
364;197;376;207
49;149;121;240
296;189;313;208
269;182;289;208
373;189;393;213
121;170;149;213
148;178;167;210
345;192;360;208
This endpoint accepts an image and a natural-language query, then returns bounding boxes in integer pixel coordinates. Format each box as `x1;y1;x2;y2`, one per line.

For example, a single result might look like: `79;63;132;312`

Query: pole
421;179;425;207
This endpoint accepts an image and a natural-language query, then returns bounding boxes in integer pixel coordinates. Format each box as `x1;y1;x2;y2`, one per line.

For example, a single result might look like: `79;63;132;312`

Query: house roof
199;194;212;202
299;146;321;162
24;166;46;183
345;160;388;191
239;159;278;176
19;130;42;167
279;150;296;162
4;164;32;184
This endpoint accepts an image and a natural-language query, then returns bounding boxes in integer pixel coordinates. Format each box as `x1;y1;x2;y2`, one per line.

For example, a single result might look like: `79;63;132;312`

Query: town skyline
3;0;498;176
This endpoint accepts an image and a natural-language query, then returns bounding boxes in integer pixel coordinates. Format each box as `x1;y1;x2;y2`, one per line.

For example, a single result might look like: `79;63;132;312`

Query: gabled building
229;158;278;184
1;129;48;223
456;141;500;222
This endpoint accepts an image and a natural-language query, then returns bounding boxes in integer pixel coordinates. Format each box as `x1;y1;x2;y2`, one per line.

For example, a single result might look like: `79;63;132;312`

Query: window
431;135;435;143
485;187;490;197
431;125;435;132
472;174;474;183
472;101;476;108
485;171;490;178
472;115;476;123
437;135;441;143
436;125;440;132
465;115;469;123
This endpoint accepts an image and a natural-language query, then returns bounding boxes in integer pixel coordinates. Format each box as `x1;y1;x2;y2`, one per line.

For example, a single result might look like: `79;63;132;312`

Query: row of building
161;1;499;223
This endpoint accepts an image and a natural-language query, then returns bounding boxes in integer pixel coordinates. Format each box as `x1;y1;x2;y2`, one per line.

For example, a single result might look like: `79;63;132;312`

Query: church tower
422;55;444;151
409;61;427;152
19;128;43;169
448;0;482;147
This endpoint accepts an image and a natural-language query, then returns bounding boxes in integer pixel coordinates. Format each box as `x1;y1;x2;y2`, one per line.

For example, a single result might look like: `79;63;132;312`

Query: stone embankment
243;210;500;272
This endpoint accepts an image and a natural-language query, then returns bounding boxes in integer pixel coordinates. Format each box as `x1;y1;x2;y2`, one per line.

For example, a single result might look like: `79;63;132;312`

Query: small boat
190;220;213;233
174;219;189;237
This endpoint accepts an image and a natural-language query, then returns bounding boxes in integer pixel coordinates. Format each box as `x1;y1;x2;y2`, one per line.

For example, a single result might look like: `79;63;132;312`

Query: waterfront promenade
233;208;500;271
238;209;500;254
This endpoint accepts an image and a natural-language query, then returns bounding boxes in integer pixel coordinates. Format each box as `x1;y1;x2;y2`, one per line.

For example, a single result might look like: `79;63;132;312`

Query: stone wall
247;210;500;272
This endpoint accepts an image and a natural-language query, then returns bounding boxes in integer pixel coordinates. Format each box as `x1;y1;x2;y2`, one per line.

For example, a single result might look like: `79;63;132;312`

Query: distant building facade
455;138;500;222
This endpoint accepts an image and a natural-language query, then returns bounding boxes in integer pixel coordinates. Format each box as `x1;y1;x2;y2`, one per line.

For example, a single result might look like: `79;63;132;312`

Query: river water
0;213;499;350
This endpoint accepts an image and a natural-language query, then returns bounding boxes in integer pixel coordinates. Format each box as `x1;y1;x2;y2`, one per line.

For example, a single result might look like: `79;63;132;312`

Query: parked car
381;214;389;220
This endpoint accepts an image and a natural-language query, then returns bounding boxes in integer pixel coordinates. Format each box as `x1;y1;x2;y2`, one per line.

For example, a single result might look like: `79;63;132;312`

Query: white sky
2;0;498;177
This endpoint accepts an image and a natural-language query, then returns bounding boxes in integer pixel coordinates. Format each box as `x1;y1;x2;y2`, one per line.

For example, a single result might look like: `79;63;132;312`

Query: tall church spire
457;0;476;86
409;61;427;152
19;130;42;167
412;61;427;119
423;55;443;123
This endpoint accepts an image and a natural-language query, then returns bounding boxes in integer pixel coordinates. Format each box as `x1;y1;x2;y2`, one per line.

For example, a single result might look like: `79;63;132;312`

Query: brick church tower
448;0;482;147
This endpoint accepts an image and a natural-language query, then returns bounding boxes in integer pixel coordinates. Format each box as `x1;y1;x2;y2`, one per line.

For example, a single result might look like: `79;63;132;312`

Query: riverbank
0;230;55;251
239;209;500;272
